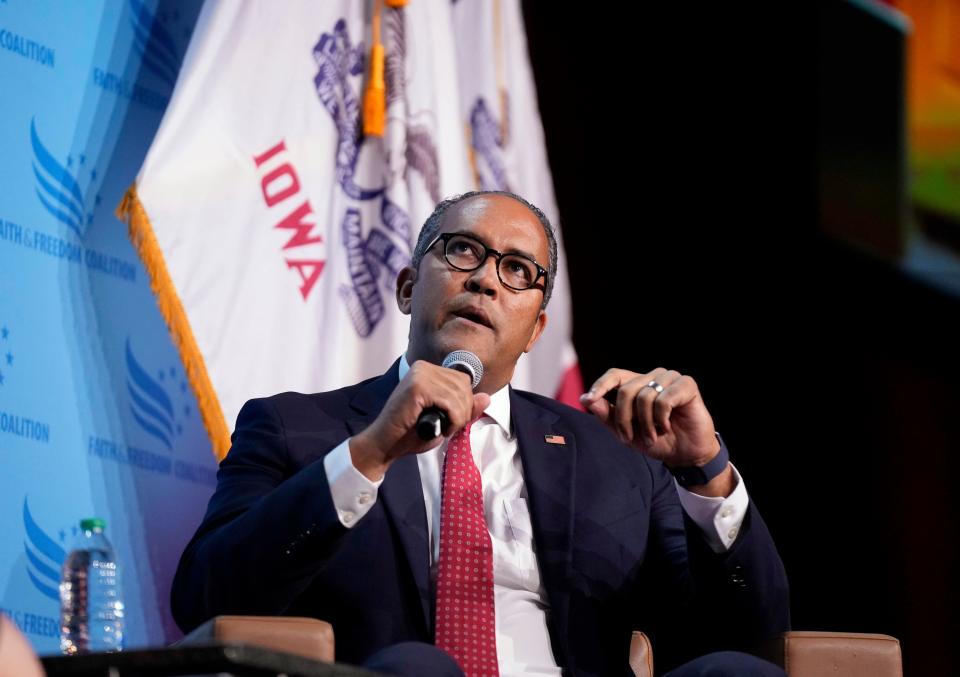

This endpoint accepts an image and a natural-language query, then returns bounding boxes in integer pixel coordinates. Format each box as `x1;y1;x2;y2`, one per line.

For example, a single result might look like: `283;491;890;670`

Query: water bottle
59;518;125;654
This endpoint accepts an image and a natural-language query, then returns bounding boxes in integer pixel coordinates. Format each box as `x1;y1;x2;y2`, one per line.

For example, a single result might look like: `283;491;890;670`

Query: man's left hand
580;367;721;469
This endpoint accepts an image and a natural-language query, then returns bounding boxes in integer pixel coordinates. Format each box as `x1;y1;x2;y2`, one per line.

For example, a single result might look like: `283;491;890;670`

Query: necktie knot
460;414;483;435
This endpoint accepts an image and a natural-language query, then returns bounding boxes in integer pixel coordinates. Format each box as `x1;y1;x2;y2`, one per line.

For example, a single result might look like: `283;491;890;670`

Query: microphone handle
416;407;448;441
415;361;476;440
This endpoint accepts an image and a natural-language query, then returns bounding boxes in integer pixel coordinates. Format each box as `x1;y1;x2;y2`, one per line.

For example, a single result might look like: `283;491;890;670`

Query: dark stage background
523;2;959;675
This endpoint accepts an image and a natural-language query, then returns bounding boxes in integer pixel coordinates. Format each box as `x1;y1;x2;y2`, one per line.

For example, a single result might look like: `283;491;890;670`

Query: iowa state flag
119;0;581;459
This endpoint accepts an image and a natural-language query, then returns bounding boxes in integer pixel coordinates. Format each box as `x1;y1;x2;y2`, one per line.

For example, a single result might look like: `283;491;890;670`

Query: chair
628;629;903;677
178;615;335;662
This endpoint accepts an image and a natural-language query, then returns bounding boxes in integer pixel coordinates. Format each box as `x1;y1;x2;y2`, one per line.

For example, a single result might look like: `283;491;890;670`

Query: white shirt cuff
674;462;749;553
323;438;383;528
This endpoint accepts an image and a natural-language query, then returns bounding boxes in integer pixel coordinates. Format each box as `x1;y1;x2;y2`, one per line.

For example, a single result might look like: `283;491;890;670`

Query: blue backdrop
0;0;213;653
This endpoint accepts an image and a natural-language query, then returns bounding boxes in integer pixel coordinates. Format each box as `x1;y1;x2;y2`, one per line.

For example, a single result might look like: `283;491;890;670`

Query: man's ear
396;266;417;315
523;310;548;353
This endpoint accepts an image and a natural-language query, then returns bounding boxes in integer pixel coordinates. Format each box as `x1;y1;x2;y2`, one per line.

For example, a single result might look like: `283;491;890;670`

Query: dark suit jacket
172;360;789;675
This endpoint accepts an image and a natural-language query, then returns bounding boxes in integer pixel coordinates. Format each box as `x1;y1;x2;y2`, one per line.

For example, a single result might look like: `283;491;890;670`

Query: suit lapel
510;389;577;664
345;360;433;634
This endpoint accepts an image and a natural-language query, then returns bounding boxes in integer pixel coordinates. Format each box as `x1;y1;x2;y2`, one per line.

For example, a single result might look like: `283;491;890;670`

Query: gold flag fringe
117;184;232;461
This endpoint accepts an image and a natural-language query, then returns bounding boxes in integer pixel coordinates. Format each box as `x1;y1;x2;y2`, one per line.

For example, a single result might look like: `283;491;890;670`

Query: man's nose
465;256;499;296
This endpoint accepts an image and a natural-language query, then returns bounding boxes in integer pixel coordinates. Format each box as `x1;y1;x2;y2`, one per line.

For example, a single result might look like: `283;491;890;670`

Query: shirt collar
399;354;512;437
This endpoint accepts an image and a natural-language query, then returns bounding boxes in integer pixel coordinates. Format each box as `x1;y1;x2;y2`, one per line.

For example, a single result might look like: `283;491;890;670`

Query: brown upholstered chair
180;616;903;677
628;629;903;677
178;615;335;663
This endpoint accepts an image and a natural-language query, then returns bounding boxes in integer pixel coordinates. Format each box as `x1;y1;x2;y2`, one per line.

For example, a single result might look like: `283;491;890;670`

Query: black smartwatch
667;433;730;488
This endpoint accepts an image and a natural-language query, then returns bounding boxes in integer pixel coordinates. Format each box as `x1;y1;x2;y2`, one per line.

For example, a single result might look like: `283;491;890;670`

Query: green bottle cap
79;518;106;531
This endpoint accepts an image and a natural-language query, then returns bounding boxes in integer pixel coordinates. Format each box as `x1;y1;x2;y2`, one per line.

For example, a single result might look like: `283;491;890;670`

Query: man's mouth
450;306;494;330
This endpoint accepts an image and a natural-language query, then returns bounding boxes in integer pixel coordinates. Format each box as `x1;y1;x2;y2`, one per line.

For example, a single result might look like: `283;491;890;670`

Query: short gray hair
410;191;558;308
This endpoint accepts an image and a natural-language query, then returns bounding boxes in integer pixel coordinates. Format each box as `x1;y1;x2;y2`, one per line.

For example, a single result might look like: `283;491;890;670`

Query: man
172;191;789;676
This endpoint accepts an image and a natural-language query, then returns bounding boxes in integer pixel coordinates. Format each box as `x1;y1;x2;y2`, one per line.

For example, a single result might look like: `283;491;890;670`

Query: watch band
668;433;729;487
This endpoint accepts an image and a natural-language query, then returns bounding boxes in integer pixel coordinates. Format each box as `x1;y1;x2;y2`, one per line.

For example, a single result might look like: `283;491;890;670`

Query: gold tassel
363;0;386;137
117;185;232;461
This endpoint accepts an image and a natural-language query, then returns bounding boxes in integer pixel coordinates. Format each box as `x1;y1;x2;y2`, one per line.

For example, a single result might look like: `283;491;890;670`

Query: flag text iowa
253;140;326;301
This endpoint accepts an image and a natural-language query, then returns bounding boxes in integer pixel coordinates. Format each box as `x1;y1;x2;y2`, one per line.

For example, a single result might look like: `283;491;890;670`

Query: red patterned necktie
435;418;499;677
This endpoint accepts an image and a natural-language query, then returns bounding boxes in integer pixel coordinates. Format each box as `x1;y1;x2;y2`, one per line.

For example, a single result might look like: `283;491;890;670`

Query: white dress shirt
322;356;750;675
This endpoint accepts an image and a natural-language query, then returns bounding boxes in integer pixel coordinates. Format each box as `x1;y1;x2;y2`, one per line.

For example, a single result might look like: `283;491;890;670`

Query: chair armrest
628;631;653;677
176;615;335;663
760;631;902;677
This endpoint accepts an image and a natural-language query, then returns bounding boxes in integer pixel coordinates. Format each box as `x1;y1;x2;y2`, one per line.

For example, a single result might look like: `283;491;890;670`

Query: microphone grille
442;350;484;390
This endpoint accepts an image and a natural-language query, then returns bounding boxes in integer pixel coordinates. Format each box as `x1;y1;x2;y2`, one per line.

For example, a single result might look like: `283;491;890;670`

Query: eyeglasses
426;232;548;292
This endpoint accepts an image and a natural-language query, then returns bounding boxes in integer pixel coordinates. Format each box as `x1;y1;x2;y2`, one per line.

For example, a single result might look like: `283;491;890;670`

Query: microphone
415;350;484;440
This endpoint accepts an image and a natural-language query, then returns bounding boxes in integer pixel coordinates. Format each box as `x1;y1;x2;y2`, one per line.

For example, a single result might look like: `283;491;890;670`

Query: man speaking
172;191;789;676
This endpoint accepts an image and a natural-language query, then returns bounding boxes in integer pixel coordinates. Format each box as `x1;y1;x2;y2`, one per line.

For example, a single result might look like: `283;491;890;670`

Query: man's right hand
348;360;490;481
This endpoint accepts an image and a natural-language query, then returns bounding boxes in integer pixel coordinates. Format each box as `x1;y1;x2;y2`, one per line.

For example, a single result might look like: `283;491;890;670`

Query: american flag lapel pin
544;434;566;445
